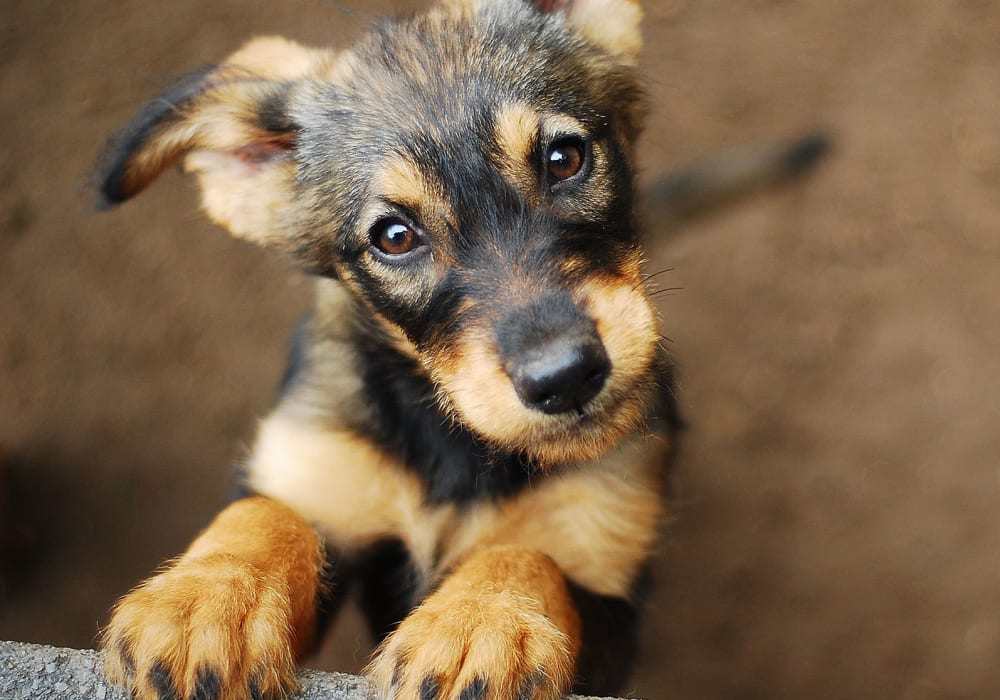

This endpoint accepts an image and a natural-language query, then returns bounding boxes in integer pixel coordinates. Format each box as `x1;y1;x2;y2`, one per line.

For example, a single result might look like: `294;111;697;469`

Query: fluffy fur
96;1;682;698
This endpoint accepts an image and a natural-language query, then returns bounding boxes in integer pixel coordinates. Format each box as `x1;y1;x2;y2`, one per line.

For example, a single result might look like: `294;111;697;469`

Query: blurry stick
641;132;831;231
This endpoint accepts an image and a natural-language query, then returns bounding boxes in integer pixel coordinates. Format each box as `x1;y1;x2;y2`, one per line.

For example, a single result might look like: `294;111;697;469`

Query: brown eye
546;137;587;182
372;219;421;257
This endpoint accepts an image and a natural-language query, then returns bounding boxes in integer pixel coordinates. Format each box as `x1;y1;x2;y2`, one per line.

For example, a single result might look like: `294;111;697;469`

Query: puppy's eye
371;219;421;257
546;137;587;182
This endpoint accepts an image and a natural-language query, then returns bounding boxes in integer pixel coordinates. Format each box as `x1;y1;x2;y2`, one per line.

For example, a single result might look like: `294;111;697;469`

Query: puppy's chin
514;389;654;466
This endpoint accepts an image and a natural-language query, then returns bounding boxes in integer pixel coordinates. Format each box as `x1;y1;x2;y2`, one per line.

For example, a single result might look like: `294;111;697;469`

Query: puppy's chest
246;414;551;580
246;413;667;599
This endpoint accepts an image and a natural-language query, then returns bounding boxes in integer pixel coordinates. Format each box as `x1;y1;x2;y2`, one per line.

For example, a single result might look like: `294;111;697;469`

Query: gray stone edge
0;641;613;699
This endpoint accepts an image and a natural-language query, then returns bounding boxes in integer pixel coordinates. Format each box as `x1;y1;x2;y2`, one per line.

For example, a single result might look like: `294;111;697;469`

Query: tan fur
186;149;297;244
581;273;659;406
274;281;372;425
119;38;334;242
493;102;542;197
99;1;663;697
224;36;334;80
540;113;586;140
365;310;424;361
438;269;657;466
556;253;591;278
247;413;665;600
375;154;443;217
246;415;453;576
442;335;634;465
492;106;620;218
118;80;286;202
417;276;576;461
368;545;581;700
332;258;432;357
102;497;323;700
438;0;484;14
246;415;519;587
444;0;643;63
442;434;667;598
563;0;643;63
494;105;619;226
369;154;459;275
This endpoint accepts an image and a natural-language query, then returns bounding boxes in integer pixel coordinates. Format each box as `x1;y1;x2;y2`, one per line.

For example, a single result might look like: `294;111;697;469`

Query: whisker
634;267;675;291
323;1;375;23
648;287;685;299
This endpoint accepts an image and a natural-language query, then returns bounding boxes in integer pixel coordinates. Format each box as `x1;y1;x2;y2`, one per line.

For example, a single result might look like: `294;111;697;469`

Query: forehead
287;0;641;247
296;2;607;153
360;3;590;108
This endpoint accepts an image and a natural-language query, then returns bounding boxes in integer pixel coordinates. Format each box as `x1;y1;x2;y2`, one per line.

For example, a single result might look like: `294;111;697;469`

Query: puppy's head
97;0;659;466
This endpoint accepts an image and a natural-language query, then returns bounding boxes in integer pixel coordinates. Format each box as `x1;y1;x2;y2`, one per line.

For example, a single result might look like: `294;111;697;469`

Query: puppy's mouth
437;286;658;466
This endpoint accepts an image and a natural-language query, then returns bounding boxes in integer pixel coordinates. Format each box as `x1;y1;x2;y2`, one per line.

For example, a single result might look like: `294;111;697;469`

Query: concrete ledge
0;641;371;700
0;641;613;699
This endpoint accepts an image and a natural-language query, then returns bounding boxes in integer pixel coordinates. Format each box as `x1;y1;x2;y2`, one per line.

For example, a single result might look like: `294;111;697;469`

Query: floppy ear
95;37;332;245
532;0;643;63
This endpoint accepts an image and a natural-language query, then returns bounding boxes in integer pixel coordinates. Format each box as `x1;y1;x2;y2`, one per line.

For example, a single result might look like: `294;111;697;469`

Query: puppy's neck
278;279;541;506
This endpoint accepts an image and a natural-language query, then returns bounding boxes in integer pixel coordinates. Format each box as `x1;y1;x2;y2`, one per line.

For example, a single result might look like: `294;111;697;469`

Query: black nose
508;336;610;414
497;293;611;415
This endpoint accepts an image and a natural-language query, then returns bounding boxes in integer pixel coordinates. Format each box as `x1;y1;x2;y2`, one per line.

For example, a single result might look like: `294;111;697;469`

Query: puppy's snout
508;335;610;414
497;293;610;415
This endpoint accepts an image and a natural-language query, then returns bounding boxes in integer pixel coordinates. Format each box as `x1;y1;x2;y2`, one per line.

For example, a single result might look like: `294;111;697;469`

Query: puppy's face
97;0;658;465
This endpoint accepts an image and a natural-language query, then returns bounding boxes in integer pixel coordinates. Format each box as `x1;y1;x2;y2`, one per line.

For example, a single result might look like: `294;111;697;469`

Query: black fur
353;319;539;505
93;2;692;698
419;676;442;700
567;573;649;696
256;88;298;134
292;3;643;283
496;291;610;414
458;677;488;700
354;538;423;644
314;544;354;646
148;659;181;700
94;66;215;208
276;315;313;399
191;667;223;700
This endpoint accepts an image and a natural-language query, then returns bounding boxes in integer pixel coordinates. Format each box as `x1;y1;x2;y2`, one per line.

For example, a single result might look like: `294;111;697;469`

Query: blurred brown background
2;1;998;698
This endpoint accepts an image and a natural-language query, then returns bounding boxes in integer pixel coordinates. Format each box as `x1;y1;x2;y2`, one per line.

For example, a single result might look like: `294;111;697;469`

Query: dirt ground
2;0;998;698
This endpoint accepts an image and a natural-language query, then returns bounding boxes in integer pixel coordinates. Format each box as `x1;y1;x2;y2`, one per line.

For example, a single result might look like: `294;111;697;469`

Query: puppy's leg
369;545;581;700
567;582;644;696
102;496;325;700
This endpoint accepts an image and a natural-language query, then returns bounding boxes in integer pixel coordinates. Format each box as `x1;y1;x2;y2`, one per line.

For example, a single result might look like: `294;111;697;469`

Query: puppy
95;1;678;698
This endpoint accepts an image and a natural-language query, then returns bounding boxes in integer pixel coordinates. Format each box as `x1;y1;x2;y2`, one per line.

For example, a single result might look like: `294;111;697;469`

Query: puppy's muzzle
497;292;610;415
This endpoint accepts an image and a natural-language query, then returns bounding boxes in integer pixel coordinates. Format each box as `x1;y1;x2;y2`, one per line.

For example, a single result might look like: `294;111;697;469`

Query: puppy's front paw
368;586;575;700
102;553;297;700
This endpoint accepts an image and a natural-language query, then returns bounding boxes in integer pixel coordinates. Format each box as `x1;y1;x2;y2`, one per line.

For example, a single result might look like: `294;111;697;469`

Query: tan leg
368;545;581;700
102;496;325;700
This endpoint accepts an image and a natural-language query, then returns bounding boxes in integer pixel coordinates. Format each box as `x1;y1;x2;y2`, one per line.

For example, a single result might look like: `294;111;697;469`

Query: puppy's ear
532;0;643;63
444;0;642;62
95;37;331;245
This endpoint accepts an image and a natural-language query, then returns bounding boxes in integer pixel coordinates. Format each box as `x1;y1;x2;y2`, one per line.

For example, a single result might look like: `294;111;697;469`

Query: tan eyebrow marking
492;102;541;200
375;153;437;210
